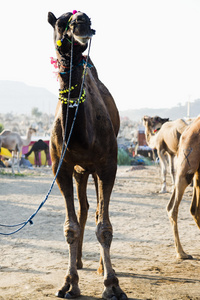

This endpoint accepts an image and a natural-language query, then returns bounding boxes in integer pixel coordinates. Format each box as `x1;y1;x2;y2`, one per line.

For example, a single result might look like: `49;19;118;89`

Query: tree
0;123;4;133
31;107;42;118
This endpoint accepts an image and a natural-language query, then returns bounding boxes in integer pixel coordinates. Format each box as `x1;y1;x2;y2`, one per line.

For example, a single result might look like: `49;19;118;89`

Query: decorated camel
48;10;127;300
0;127;36;173
167;116;200;259
25;139;50;167
143;116;188;193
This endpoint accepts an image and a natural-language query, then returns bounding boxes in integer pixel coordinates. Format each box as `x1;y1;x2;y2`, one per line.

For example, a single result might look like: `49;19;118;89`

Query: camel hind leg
92;172;104;275
158;149;168;193
168;153;175;190
75;170;104;275
95;161;128;300
190;167;200;229
167;172;193;259
35;151;40;167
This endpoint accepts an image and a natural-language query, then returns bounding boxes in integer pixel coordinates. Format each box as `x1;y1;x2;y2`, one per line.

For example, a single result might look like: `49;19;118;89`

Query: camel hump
87;59;120;136
0;129;12;136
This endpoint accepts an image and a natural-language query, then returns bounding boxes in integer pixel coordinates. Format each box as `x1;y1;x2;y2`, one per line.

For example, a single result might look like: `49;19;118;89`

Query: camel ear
48;12;57;28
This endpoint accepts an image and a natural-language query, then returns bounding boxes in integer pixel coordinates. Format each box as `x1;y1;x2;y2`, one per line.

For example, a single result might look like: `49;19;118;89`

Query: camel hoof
56;290;80;299
119;293;128;300
102;293;128;300
56;290;65;298
110;296;117;300
102;287;128;300
177;253;193;260
103;295;117;300
159;190;167;194
64;291;80;299
187;255;193;260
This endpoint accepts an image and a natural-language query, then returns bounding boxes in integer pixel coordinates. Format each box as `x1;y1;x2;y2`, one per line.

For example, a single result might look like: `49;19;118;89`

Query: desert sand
1;165;200;300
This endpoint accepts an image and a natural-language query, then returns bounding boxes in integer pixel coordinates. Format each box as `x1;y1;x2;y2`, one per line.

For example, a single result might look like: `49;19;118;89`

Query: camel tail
190;169;200;229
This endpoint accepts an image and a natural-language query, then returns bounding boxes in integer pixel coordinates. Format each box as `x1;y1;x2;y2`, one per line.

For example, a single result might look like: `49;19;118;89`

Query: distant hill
120;100;200;121
0;81;57;114
1;80;200;121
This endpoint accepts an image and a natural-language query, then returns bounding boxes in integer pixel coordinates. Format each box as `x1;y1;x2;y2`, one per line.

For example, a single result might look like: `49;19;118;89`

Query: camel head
28;127;37;134
143;116;154;130
143;115;169;133
48;11;95;56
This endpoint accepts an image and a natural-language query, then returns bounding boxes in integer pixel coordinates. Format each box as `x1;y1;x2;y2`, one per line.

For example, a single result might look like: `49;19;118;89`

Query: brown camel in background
167;116;200;259
48;10;127;300
25;139;49;166
143;116;188;193
0;127;36;173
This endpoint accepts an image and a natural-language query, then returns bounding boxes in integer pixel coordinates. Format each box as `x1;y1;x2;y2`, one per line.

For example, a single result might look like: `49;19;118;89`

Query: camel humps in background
48;10;127;300
167;116;200;259
143;116;188;193
25;139;50;167
0;127;36;173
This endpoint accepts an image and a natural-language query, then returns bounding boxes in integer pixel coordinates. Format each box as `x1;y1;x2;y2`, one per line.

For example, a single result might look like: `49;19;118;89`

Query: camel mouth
73;34;92;45
71;26;95;45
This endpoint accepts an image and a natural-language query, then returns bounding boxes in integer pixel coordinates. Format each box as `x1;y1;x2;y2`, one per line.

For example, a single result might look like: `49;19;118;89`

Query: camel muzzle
69;12;95;44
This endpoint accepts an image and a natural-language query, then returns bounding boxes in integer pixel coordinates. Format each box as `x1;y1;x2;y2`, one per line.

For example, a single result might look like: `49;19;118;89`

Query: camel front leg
158;149;167;193
11;151;15;174
73;168;89;270
16;151;20;173
52;162;81;299
167;176;193;259
95;164;127;300
35;152;40;167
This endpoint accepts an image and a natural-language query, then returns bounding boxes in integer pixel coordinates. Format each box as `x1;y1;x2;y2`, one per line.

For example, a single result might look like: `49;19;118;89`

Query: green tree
31;107;42;118
0;123;4;133
117;148;131;165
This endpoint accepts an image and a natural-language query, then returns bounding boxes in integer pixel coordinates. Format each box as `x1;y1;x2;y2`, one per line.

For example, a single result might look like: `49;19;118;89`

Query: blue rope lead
0;159;60;235
0;39;92;236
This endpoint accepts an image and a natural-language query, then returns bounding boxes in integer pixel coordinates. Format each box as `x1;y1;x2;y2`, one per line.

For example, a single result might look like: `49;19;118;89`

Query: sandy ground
1;164;200;300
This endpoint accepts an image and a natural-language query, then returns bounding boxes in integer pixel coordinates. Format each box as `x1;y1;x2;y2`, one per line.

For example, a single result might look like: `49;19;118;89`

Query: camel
143;116;188;193
48;10;127;300
166;116;200;259
25;139;50;167
0;127;36;173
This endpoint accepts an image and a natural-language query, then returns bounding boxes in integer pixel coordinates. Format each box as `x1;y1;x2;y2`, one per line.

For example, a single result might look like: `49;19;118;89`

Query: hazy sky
1;0;200;111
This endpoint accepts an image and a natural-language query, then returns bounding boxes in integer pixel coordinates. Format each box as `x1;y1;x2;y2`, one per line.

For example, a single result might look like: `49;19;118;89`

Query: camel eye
57;19;67;33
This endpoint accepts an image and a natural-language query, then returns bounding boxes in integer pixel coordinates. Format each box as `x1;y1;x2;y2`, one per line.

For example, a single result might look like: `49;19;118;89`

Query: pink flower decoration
73;10;77;14
50;57;58;69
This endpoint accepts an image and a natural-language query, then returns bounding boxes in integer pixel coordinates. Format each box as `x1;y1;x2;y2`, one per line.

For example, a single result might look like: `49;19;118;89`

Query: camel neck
144;126;156;148
22;130;33;146
58;56;84;98
57;52;87;142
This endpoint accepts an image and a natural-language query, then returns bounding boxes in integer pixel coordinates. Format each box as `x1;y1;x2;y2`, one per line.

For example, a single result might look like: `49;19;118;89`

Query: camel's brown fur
48;11;127;300
143;116;188;193
0;127;36;173
167;116;200;259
